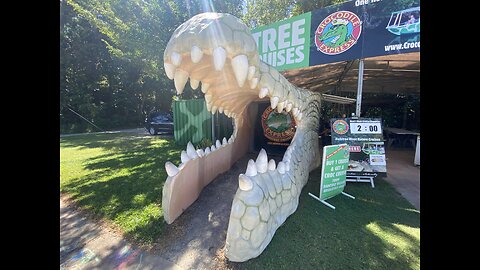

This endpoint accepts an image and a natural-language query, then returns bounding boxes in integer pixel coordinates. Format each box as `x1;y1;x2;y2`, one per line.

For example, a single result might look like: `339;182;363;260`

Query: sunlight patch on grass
366;221;420;268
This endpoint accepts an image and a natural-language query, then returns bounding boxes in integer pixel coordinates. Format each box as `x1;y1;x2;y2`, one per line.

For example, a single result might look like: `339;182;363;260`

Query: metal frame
346;175;375;188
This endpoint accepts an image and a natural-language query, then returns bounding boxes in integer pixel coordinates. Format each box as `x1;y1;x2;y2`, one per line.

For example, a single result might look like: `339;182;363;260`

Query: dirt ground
152;151;284;269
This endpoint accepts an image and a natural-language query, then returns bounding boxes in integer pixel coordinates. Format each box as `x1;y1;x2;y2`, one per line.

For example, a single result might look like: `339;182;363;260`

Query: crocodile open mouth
162;12;322;262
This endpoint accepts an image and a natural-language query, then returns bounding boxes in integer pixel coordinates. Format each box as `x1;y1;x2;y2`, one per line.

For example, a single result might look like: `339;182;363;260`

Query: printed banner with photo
330;117;386;177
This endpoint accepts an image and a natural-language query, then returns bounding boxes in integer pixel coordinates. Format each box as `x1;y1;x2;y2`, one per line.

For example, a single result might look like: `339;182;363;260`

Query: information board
330;118;387;177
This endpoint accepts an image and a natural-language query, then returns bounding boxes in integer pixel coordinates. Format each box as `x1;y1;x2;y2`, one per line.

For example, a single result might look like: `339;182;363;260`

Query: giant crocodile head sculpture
162;12;322;262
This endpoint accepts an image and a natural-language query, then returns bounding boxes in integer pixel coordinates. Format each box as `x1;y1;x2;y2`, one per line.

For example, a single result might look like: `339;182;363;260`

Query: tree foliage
60;0;352;133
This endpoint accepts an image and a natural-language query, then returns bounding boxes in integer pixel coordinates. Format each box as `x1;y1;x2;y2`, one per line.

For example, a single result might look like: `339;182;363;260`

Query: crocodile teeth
210;145;216;151
213;47;226;71
222;137;228;145
204;147;211;155
205;94;213;103
180;150;190;163
292;107;299;116
247;66;256;80
259;87;269;98
285;103;293;112
245;159;257;176
270;96;279;109
206;102;212;111
201;82;210;93
231;54;249;87
191;46;203;63
190;78;200;89
164;63;176;80
228;137;233;143
165;161;179;177
249;77;259;89
255;148;268;173
186;142;198;159
276;101;285;113
174;69;189;94
268;159;276;171
215;139;222;148
277;161;286;174
297;112;303;121
196;149;205;157
211;106;218;114
218;106;224;114
171;52;182;66
238;174;253;191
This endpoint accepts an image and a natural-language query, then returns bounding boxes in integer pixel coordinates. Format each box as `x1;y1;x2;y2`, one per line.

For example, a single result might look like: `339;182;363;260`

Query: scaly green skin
162;12;322;262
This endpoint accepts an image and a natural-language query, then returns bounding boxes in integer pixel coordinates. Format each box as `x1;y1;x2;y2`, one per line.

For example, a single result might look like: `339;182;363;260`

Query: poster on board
319;143;350;200
330;117;386;177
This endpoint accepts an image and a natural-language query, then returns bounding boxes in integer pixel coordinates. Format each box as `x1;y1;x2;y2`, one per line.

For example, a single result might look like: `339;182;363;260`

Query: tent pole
355;59;364;117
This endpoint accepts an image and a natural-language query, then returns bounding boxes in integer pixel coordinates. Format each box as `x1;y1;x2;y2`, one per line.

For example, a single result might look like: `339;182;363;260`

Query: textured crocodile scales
162;12;322;262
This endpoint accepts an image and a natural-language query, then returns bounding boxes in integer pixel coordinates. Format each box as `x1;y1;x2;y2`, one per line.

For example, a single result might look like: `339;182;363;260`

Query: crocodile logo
261;107;296;142
315;11;362;55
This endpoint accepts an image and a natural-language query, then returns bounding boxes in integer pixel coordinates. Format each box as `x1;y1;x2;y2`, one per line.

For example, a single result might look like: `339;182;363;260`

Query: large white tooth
222;137;228;145
205;94;213;103
268;159;276;171
213;47;226;71
249;77;259;89
174;69;189;94
211;106;218;114
164;63;176;80
171;52;182;66
228;137;233;144
277;161;286;174
285;103;293;112
245;159;257;176
196;149;204;157
231;54;249;87
259;87;269;98
270;96;279;109
292;107;299;116
204;147;211;155
201;82;210;93
247;66;256;80
186;142;198;159
218;106;224;114
190;78;200;89
238;174;253;191
165;161;179;177
276;101;285;113
191;46;203;63
255;148;268;173
180;150;190;163
216;139;222;148
210;145;216;151
224;109;230;116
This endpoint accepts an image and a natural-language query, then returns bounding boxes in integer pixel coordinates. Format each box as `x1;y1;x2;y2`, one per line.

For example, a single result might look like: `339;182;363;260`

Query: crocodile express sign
251;0;420;70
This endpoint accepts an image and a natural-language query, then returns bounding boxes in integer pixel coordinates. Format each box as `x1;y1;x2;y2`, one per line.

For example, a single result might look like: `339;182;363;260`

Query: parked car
145;112;174;135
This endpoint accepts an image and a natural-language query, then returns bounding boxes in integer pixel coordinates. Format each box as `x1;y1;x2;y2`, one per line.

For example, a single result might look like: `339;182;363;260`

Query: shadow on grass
60;133;184;246
227;168;420;270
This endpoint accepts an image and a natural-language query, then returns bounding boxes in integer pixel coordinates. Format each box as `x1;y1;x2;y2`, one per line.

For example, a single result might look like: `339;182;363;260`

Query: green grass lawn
61;133;419;269
60;133;184;245
234;169;420;270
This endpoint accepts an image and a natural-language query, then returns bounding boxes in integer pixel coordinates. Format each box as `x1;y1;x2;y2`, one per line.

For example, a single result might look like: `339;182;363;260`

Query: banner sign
252;0;420;69
251;12;312;71
330;117;386;177
319;144;350;200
